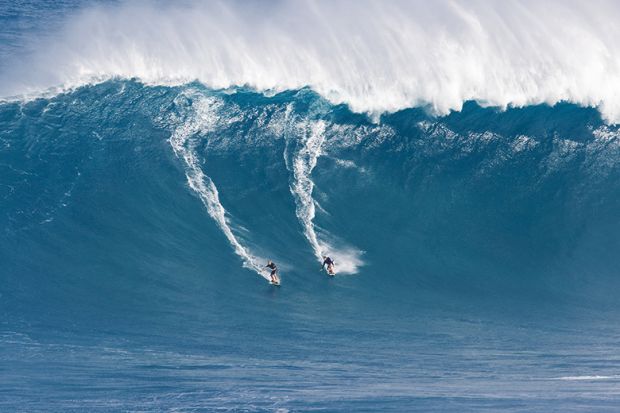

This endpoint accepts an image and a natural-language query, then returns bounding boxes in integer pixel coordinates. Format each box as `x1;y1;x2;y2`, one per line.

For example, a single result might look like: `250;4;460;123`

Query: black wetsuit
322;257;334;269
266;262;277;277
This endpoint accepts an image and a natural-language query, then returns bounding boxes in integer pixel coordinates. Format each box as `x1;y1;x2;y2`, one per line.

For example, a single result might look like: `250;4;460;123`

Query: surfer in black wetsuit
322;256;335;274
266;260;278;283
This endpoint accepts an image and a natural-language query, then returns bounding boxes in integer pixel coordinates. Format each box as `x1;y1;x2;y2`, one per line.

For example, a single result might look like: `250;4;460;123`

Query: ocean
1;1;620;412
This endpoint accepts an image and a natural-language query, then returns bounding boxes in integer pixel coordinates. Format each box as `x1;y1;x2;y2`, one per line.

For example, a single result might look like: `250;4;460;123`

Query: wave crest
3;0;620;122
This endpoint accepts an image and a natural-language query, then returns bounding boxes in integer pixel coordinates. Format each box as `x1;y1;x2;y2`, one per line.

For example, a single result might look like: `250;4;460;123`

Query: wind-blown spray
3;0;620;122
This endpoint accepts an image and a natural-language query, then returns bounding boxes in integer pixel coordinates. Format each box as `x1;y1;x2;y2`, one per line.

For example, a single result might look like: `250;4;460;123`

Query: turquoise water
2;2;620;412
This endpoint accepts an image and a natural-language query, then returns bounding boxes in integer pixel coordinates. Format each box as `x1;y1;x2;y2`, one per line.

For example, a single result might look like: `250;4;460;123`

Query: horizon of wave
168;90;269;280
2;1;620;122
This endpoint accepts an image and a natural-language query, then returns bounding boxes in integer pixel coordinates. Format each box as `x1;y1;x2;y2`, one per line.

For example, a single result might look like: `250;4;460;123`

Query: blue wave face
3;81;618;296
2;81;620;411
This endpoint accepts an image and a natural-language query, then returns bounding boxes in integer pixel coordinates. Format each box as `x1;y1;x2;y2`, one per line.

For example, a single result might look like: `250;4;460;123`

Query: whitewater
3;0;620;122
2;1;620;412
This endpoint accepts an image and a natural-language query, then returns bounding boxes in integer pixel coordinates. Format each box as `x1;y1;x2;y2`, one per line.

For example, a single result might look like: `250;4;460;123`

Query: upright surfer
322;256;335;275
265;260;279;283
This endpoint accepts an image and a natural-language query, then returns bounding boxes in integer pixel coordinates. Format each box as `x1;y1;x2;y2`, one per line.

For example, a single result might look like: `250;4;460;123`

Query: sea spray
3;1;620;122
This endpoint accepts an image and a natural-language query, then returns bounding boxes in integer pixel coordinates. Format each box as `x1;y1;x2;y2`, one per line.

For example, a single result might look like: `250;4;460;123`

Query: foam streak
287;120;363;274
169;93;268;279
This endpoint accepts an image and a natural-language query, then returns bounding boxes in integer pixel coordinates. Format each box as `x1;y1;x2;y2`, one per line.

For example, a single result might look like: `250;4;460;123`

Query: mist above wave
3;0;620;122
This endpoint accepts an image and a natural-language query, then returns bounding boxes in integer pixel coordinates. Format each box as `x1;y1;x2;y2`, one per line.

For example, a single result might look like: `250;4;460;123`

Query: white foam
168;91;269;280
285;119;363;274
3;1;620;122
289;120;327;261
555;375;620;381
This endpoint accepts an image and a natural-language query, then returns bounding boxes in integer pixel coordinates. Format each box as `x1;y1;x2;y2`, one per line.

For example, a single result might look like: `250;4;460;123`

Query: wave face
5;81;616;294
4;0;620;121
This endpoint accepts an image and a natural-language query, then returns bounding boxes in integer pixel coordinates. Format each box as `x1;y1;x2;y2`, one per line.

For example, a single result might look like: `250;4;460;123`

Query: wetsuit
266;262;277;277
322;257;334;270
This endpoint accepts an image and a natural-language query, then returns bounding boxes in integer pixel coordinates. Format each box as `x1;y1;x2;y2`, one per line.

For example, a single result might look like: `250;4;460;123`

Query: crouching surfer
322;256;335;275
266;260;279;284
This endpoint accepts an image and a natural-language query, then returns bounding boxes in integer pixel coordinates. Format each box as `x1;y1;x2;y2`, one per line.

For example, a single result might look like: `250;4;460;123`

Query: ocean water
1;1;620;412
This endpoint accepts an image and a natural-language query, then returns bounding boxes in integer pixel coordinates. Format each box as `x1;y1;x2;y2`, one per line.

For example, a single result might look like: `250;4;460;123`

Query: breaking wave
3;0;620;122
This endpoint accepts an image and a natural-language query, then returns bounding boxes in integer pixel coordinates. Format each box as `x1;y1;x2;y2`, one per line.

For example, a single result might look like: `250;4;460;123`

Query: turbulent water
2;1;620;412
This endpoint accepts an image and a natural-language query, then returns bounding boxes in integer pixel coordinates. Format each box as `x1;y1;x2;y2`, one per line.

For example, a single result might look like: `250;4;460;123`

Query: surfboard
269;277;281;286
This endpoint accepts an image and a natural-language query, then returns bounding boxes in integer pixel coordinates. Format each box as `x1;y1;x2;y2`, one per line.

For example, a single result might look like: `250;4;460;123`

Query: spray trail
289;120;326;261
169;92;268;279
285;118;363;274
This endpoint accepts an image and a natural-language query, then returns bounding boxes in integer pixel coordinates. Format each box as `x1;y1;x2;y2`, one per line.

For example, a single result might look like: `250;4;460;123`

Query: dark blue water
2;2;620;412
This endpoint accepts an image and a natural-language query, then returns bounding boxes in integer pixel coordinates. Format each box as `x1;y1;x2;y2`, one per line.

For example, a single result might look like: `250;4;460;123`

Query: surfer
265;260;279;283
322;256;335;275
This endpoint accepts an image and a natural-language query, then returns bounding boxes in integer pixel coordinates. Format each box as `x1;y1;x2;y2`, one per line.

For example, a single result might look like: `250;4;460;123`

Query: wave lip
3;1;620;122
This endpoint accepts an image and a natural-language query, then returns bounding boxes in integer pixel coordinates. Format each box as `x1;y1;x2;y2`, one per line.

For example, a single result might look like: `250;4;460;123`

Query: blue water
2;2;620;412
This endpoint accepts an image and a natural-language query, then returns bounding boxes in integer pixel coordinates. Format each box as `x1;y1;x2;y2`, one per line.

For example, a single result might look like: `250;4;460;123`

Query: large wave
4;4;620;411
1;79;620;310
3;0;620;121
